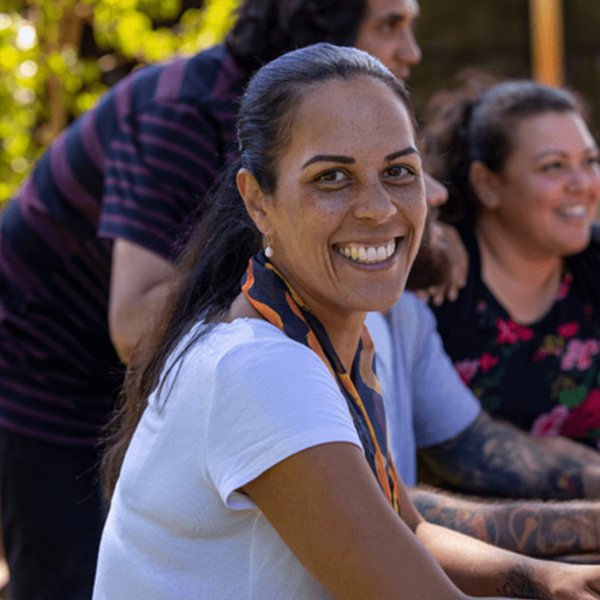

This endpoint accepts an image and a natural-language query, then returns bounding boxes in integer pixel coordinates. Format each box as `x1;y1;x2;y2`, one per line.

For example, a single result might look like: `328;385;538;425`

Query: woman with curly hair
425;73;600;449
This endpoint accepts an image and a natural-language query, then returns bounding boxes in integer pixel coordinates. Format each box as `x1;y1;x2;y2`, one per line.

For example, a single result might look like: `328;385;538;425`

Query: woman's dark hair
226;0;366;72
423;70;584;223
101;43;416;499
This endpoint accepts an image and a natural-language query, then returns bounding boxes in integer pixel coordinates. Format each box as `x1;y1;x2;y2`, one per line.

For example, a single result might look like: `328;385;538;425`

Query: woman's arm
243;441;467;600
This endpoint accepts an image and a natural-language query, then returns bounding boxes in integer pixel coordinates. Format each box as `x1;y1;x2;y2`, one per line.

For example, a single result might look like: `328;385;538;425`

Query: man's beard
406;211;452;291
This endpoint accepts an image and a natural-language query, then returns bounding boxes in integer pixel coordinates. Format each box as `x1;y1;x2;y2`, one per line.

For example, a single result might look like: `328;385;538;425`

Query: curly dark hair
226;0;366;72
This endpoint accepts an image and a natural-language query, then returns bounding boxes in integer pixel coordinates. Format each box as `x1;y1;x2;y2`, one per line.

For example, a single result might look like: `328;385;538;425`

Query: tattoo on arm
496;562;549;599
417;412;586;500
409;487;600;557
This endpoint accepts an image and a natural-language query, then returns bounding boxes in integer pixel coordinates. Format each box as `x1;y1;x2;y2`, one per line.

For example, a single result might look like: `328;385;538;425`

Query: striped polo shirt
0;44;246;446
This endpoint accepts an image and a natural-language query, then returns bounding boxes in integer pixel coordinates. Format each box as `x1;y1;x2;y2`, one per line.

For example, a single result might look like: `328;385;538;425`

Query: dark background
410;0;600;137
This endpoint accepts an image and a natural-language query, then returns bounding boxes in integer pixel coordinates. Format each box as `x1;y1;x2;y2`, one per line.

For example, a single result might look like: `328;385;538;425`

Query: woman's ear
468;161;501;211
237;168;271;234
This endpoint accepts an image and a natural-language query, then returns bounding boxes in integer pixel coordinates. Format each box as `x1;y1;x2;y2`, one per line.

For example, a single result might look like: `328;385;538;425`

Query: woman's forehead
511;111;594;156
286;76;415;154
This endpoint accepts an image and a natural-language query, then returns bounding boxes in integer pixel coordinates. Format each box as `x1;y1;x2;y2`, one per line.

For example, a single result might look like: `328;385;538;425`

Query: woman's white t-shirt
93;318;362;600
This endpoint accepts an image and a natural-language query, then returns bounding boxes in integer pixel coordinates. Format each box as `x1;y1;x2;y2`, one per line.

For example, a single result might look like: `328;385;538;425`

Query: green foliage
0;0;239;204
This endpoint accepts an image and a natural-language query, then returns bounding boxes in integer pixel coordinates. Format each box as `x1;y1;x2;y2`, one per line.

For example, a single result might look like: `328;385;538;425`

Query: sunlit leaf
0;0;241;204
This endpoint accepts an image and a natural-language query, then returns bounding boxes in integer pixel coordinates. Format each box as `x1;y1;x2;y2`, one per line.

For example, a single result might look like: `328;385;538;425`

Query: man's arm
411;412;600;557
418;411;600;500
108;238;176;364
409;485;600;558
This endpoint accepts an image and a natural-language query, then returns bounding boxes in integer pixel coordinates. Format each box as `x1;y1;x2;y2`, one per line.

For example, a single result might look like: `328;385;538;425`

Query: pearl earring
265;243;273;258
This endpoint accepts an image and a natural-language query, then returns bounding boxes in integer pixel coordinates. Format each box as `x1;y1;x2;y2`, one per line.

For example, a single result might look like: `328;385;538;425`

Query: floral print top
432;224;600;446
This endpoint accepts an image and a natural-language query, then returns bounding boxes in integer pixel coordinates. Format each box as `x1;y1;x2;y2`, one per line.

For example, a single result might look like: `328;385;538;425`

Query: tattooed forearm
409;487;600;557
496;562;549;599
417;412;590;500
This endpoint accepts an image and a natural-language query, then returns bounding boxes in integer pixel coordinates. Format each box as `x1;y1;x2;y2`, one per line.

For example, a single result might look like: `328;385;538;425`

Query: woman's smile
333;237;399;265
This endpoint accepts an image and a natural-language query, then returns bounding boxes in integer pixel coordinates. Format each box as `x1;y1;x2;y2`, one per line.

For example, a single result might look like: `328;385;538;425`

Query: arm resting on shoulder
108;238;176;364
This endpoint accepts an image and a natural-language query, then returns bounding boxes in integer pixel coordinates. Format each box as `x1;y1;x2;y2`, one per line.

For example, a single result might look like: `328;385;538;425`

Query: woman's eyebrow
301;146;419;170
535;146;600;160
385;147;419;162
301;155;355;169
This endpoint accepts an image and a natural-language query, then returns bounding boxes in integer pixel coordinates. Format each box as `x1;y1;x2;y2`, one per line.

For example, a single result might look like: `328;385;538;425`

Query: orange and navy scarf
242;251;400;512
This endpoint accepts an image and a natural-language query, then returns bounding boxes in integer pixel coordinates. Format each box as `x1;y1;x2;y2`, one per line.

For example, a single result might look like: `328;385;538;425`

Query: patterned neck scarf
242;251;400;512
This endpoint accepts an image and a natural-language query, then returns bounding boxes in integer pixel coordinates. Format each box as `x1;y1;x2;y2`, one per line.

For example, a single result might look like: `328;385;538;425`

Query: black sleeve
429;223;480;360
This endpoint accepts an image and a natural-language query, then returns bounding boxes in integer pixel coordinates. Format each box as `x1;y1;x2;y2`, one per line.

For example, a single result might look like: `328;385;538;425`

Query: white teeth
335;240;397;264
560;205;586;217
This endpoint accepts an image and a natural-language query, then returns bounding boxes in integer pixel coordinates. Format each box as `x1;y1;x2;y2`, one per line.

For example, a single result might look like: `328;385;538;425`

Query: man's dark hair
226;0;367;71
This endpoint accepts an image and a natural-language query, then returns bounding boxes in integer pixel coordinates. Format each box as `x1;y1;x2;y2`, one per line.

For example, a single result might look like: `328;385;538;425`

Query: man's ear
468;161;501;211
237;168;271;234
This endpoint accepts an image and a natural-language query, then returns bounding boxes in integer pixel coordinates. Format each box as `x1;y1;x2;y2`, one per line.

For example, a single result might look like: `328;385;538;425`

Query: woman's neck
317;309;366;373
226;293;364;373
475;216;563;325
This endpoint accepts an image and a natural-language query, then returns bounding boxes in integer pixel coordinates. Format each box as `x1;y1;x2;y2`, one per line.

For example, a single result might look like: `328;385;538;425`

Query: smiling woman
425;77;600;448
92;45;524;600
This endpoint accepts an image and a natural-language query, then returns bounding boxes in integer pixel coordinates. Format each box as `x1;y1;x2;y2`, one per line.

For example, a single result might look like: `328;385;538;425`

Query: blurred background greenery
0;0;238;204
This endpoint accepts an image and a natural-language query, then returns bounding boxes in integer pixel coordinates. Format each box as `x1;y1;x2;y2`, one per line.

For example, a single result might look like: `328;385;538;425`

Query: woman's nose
353;182;398;223
566;165;600;195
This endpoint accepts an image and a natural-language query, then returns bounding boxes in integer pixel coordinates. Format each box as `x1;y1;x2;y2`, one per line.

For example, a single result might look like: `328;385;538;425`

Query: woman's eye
385;165;413;179
586;156;600;169
317;170;347;183
541;162;562;172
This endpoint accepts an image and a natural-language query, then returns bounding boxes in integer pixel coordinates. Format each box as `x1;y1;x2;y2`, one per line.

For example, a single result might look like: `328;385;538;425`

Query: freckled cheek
401;192;428;229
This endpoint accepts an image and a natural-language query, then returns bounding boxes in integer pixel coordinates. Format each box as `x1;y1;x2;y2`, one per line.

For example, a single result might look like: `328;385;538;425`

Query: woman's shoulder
153;318;338;413
180;318;329;377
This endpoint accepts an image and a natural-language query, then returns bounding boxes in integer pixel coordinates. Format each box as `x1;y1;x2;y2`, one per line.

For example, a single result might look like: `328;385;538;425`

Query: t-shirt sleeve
407;295;481;448
204;333;363;508
97;93;222;261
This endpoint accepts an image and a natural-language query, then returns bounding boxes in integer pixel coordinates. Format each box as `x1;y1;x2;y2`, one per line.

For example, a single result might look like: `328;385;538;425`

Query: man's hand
415;221;468;305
